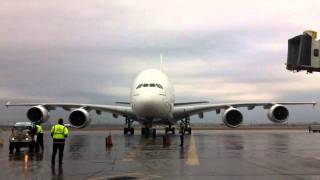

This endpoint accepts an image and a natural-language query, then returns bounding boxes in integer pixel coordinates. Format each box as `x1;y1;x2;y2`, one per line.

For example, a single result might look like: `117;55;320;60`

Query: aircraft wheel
124;128;128;135
172;127;175;134
152;129;156;139
130;128;134;135
188;128;192;134
144;128;150;138
165;127;169;134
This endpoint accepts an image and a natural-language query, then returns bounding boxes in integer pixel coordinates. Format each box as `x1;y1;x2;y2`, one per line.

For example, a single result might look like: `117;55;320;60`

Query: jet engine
267;104;289;123
69;108;91;128
223;108;243;128
27;105;49;123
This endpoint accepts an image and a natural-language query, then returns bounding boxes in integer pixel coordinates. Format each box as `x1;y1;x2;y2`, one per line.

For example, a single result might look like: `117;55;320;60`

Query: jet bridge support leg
124;118;134;135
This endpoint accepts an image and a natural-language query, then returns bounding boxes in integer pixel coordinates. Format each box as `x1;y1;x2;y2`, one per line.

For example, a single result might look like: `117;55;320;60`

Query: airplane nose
140;94;158;109
134;93;162;117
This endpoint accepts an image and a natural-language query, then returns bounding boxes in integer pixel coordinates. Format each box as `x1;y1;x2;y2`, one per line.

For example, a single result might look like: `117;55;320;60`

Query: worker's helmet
58;118;64;125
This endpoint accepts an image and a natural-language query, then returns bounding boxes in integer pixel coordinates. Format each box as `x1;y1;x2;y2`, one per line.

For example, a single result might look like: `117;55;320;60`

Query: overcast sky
1;0;320;125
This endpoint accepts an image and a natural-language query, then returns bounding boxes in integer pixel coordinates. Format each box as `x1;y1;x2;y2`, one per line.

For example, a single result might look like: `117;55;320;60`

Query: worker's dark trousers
36;133;44;152
52;143;65;163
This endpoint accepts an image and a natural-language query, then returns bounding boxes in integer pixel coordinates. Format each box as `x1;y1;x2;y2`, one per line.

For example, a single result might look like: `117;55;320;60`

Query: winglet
313;100;317;107
5;101;11;108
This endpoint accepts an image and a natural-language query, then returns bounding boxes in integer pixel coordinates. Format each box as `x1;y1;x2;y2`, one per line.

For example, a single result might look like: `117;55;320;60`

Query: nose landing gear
141;125;156;138
141;127;150;137
165;124;175;134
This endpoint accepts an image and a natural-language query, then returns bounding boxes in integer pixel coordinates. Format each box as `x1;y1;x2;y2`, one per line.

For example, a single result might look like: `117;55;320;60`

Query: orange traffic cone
107;132;113;146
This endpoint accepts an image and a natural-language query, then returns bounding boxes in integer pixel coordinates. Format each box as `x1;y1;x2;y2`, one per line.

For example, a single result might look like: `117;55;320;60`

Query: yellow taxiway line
186;134;200;166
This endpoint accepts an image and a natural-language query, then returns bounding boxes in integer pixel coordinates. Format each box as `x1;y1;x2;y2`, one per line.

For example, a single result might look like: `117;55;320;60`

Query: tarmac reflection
68;135;87;160
51;164;64;180
179;146;185;159
8;152;44;162
2;130;320;179
223;134;244;151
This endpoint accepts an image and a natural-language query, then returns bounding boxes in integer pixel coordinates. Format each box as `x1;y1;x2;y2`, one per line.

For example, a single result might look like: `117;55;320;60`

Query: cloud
0;0;320;124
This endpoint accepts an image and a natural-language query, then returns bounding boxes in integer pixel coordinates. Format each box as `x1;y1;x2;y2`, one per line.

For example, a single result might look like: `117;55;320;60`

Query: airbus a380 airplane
5;69;316;137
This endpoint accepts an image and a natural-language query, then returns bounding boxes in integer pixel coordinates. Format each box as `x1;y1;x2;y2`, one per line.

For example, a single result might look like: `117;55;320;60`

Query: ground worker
179;123;185;147
51;118;69;165
35;122;44;152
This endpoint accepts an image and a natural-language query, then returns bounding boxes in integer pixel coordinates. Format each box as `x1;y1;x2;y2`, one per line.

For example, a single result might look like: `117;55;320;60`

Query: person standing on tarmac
51;118;69;165
35;122;44;152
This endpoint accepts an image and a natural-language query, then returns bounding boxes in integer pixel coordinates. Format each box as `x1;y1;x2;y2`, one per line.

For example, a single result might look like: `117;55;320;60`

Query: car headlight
26;138;29;141
11;137;15;141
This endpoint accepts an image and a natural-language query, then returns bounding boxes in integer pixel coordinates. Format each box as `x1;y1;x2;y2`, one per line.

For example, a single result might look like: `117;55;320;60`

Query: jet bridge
286;30;320;73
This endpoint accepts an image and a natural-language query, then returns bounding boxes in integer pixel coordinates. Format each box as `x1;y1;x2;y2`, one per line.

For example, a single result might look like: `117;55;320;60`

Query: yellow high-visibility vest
51;124;69;139
36;125;44;134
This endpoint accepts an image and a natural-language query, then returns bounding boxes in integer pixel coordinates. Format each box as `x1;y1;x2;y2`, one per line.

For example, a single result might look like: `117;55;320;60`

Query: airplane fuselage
131;69;175;125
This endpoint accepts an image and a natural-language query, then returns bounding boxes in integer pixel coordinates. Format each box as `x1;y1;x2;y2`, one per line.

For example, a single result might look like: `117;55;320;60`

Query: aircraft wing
174;101;209;106
173;101;316;119
5;102;136;119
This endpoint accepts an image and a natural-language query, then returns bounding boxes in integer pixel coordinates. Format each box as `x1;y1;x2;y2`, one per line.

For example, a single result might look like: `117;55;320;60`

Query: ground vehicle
9;122;36;153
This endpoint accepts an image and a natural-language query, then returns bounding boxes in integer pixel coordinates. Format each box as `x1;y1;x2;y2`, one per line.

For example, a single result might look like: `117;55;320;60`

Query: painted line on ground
186;134;200;166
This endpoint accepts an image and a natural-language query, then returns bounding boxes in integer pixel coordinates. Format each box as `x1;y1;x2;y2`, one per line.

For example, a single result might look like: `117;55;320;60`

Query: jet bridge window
314;49;319;57
143;84;149;87
150;83;156;87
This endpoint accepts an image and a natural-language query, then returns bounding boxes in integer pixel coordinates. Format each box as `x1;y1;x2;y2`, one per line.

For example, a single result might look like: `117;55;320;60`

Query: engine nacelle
267;104;289;123
69;108;91;128
223;108;243;128
27;105;49;123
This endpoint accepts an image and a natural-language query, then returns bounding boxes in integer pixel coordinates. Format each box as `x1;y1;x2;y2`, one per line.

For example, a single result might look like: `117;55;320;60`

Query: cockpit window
156;84;163;89
136;84;143;89
139;83;163;88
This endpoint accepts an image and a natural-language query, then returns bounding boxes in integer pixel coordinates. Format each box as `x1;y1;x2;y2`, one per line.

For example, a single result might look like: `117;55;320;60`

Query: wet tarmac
1;129;320;179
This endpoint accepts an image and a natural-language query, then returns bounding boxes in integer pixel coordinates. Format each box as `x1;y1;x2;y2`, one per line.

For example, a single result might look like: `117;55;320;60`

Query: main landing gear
180;117;192;135
124;118;134;135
